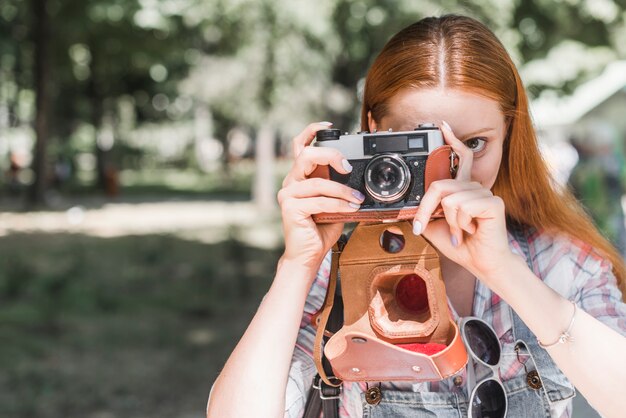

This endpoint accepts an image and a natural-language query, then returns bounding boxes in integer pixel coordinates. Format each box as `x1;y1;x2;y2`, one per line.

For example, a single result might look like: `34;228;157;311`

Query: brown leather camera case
322;221;467;382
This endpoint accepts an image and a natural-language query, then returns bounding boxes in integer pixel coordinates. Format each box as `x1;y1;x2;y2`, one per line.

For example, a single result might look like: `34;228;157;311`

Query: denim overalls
361;228;576;417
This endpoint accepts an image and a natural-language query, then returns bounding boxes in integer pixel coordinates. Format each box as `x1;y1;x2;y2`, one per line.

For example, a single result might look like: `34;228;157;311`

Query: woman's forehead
381;88;505;135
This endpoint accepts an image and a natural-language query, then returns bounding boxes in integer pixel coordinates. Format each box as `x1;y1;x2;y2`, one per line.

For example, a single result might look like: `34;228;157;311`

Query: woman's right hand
277;122;365;273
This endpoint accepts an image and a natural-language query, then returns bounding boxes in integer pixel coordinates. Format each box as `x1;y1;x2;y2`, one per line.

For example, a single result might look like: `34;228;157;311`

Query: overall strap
508;224;576;403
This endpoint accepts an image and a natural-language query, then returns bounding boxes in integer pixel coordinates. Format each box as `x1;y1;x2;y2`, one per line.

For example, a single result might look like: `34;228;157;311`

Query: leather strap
304;294;343;418
312;206;445;223
304;237;346;418
313;241;343;388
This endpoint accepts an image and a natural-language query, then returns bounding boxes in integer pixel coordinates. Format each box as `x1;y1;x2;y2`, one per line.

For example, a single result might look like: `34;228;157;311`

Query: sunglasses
458;317;508;418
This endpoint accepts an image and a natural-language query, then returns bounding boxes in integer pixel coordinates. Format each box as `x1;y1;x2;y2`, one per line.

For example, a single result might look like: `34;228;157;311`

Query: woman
207;15;626;418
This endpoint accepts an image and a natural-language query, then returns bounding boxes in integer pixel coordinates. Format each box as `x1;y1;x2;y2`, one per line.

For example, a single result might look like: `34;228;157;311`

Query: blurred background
1;0;625;417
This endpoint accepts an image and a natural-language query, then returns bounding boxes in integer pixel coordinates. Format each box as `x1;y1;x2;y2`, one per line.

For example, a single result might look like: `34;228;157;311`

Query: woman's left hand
412;121;514;282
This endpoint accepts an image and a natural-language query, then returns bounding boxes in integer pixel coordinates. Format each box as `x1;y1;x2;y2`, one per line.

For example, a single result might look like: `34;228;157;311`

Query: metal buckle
312;375;321;390
312;375;343;399
449;150;459;177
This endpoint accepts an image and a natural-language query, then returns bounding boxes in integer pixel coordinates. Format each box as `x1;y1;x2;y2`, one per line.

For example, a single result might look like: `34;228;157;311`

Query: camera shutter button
416;123;435;129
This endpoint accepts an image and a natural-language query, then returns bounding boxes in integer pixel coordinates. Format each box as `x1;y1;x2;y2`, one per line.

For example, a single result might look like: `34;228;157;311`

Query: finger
456;195;505;226
442;206;463;248
455;191;497;235
439;190;462;246
441;189;493;244
281;196;360;219
278;177;365;206
412;180;483;234
423;197;506;254
457;207;477;236
420;218;456;255
283;146;352;186
441;120;473;181
292;122;334;157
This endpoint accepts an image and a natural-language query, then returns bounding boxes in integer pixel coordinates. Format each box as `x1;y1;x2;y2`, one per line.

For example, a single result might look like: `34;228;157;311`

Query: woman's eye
464;137;487;153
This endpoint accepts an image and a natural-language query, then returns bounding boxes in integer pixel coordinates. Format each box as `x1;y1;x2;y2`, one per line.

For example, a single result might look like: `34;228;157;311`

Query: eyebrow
459;128;495;140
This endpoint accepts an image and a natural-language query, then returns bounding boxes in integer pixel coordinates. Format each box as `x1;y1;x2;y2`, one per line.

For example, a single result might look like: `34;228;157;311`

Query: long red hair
361;15;626;297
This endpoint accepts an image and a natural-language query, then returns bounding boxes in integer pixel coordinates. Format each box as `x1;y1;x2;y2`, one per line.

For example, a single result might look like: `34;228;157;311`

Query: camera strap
304;235;347;418
313;235;346;388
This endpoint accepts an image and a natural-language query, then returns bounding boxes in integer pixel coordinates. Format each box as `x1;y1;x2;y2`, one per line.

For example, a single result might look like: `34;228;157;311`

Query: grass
0;231;281;418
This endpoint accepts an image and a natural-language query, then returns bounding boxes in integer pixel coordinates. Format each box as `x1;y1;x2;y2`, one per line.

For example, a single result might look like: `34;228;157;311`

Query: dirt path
0;199;283;248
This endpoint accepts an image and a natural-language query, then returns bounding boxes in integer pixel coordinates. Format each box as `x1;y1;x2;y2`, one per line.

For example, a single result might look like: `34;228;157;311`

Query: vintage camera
314;123;445;210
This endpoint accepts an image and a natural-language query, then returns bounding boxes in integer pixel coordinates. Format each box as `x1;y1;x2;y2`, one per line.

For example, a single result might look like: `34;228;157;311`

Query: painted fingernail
413;221;422;235
451;235;459;247
352;190;365;201
441;120;451;131
349;202;361;209
319;121;333;126
342;159;353;173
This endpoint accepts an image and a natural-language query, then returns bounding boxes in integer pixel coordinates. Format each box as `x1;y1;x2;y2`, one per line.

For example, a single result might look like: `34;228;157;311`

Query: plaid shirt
284;228;626;417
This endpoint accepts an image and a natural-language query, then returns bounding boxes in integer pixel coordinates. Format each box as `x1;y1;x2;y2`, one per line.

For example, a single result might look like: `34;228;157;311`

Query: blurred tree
1;0;625;202
1;0;199;198
0;1;28;130
29;0;50;205
179;0;342;209
49;0;198;192
514;0;626;97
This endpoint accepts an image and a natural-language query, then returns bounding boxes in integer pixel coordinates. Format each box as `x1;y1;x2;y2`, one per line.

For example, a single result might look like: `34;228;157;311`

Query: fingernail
319;121;333;126
441;120;451;131
413;221;422;235
349;202;360;209
342;159;353;172
451;235;458;247
352;190;365;201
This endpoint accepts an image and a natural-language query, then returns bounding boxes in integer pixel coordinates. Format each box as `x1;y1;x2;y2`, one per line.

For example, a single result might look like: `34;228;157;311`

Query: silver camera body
313;123;444;210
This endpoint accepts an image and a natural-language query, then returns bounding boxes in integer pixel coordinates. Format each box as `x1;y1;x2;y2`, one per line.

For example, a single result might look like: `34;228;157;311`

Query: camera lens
315;129;341;142
364;154;411;202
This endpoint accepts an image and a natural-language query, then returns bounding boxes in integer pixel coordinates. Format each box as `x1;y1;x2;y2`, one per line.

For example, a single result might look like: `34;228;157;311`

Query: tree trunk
29;0;50;206
88;49;107;191
94;101;107;191
252;123;276;212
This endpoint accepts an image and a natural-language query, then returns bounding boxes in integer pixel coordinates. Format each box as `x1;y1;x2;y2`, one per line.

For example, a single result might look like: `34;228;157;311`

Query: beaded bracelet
537;301;577;349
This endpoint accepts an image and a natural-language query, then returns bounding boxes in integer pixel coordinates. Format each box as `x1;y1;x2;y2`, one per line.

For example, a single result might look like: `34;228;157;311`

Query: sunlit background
1;1;625;417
